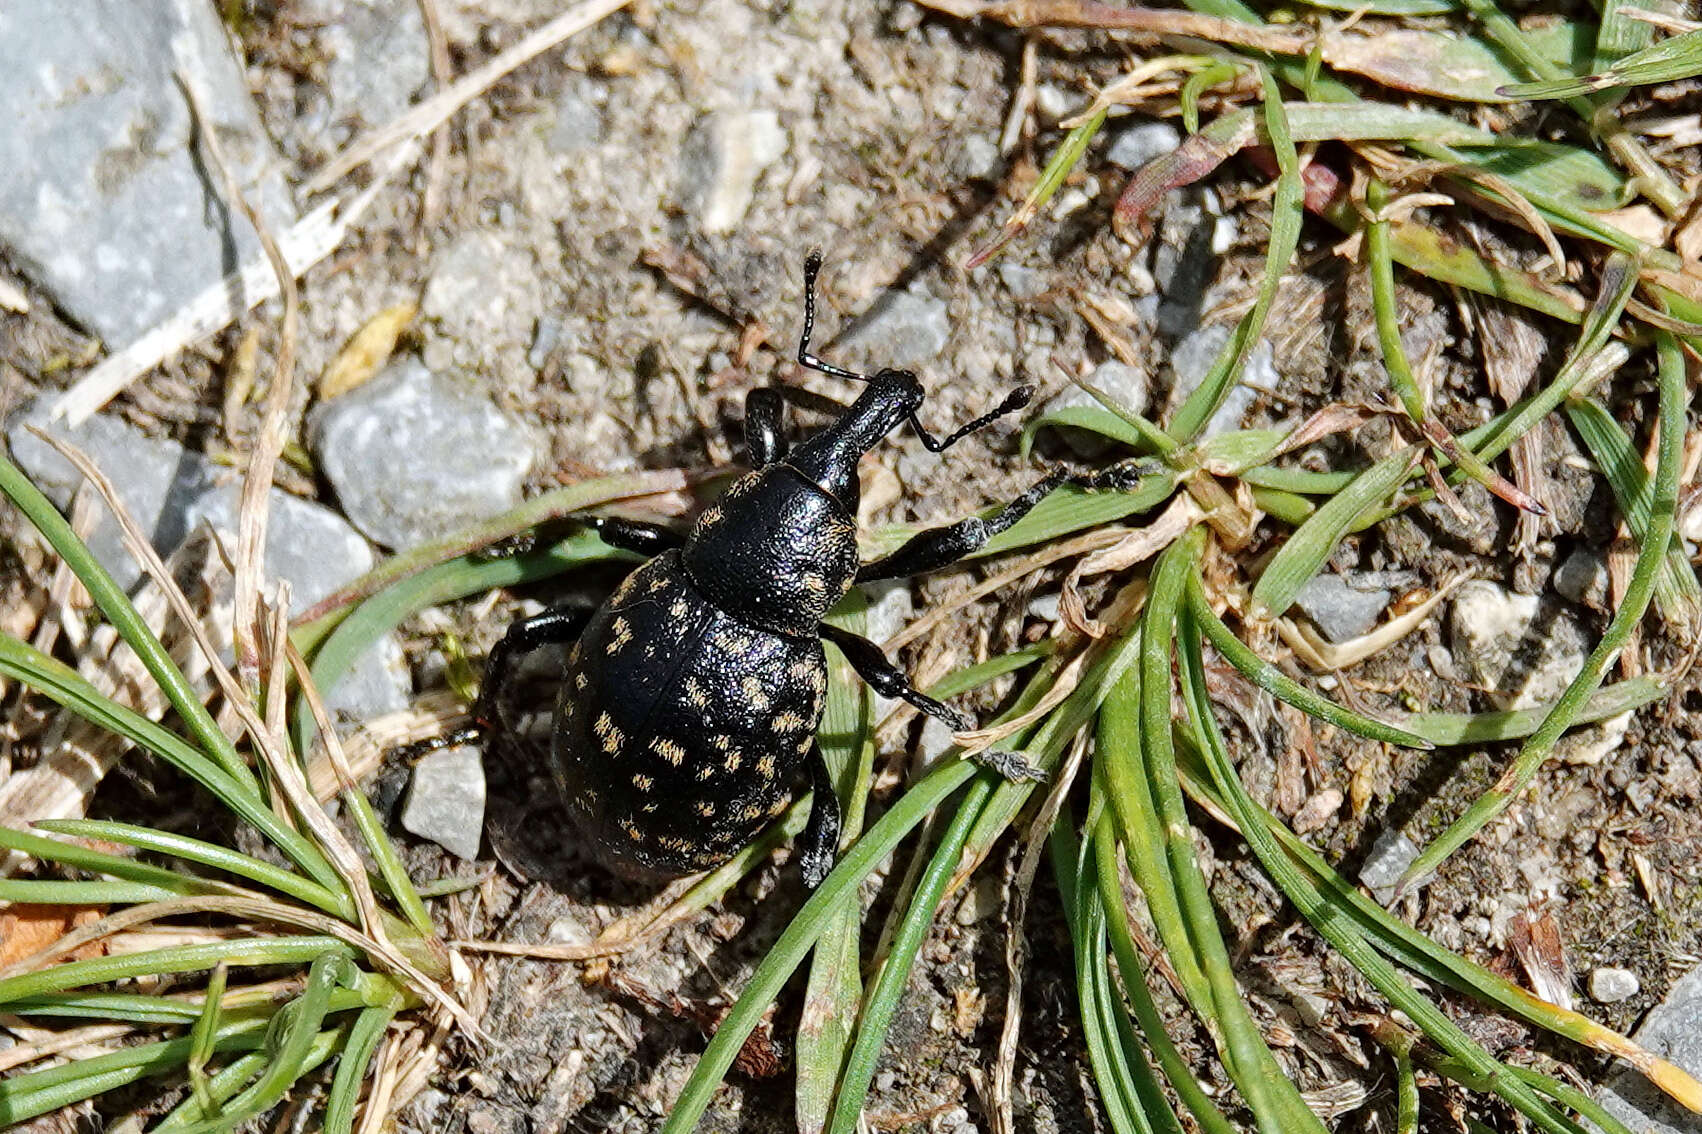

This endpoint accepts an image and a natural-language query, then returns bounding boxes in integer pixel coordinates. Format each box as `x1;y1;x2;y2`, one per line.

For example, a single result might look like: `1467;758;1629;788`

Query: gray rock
1598;964;1702;1134
318;632;412;722
318;0;429;132
1105;120;1180;169
952;134;1001;181
0;0;295;347
678;109;788;235
843;287;951;367
997;263;1046;301
420;230;543;371
1168;325;1278;437
1554;547;1610;610
6;398;371;611
1589;966;1641;1004
1292;574;1392;644
549;82;605;154
310;358;535;549
1359;827;1431;903
1448;581;1591;711
400;745;486;860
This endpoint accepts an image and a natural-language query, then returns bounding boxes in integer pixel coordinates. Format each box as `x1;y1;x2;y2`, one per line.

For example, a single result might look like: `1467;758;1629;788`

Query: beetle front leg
390;606;590;763
819;623;972;731
797;740;843;888
855;468;1070;583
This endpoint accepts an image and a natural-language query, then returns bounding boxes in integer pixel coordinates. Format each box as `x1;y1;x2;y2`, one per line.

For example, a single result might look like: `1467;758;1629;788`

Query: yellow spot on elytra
723;748;743;773
694;800;716;817
696;764;716;781
594;712;624;755
620;818;643;841
795;734;814;754
802;572;826;597
768;797;789;817
574;671;588;692
612;573;639;604
658;835;693;853
642;802;659;813
606;616;633;655
650;737;687;766
699;504;724;527
632;773;654;792
684;677;709;707
757;754;776;778
770;710;804;734
646;570;669;594
736;803;765;822
741;677;770;711
670;597;689;618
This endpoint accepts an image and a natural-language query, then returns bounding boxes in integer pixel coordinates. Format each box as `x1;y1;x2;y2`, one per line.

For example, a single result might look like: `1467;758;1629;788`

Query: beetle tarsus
972;748;1047;783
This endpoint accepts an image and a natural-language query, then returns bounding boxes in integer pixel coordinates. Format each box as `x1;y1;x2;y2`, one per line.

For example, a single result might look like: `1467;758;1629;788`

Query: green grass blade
173;954;348;1134
1188;578;1433;748
34;818;352;918
1140;530;1324;1134
0;452;257;794
797;597;874;1134
1056;813;1162;1134
1093;817;1235;1134
1174;609;1594;1134
1168;71;1303;443
323;1003;400;1134
656;759;979;1134
1502;27;1702;99
0;879;188;903
0;823;237;898
825;777;996;1133
0;632;343;897
1405;676;1667;746
0;937;355;1004
1565;396;1702;625
1252;446;1421;618
187;962;228;1120
1400;332;1686;890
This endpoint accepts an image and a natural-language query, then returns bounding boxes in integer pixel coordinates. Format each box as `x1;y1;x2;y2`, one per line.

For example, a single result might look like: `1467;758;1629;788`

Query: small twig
304;0;636;194
415;0;454;241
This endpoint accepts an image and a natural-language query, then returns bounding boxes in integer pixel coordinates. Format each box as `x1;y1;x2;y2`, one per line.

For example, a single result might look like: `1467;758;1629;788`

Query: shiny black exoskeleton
452;253;1092;887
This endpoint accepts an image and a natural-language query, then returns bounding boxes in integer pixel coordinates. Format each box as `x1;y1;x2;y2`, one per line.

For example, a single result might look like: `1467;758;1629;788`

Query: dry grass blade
1274;574;1464;670
1061;494;1201;637
988;730;1091;1134
177;71;298;693
304;0;637;193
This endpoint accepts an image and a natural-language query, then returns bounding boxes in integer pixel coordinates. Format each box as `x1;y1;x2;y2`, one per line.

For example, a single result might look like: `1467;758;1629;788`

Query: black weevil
425;253;1125;887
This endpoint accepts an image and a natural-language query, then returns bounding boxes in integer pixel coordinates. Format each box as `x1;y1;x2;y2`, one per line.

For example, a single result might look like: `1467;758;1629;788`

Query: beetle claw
972;748;1047;783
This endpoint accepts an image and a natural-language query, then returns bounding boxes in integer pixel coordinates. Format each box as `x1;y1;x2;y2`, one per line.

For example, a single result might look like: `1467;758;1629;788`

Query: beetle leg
388;606;589;765
854;468;1070;583
818;623;973;731
797;740;843;888
471;607;590;732
745;387;789;466
585;516;682;556
904;382;1036;453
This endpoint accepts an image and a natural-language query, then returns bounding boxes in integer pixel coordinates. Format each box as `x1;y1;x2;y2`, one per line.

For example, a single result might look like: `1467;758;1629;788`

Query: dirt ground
2;1;1700;1131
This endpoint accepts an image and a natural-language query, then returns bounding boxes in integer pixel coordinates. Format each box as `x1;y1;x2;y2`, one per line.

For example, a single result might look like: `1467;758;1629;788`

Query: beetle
434;253;1115;887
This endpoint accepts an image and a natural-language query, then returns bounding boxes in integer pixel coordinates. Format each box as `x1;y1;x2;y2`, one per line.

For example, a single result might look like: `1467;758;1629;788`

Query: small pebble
1599;963;1702;1134
1590;967;1641;1004
1359;828;1430;903
1291;574;1392;644
1448;581;1590;710
1553;547;1609;610
843;287;951;366
679;109;787;235
400;745;486;860
1105;120;1180;169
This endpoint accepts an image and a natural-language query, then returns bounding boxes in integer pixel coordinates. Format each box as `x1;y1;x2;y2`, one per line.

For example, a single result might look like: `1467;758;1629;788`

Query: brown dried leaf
0;904;106;967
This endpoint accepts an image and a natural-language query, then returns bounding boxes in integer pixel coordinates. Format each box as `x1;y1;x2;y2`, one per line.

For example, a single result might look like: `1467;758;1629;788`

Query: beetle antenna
909;383;1036;453
797;250;875;383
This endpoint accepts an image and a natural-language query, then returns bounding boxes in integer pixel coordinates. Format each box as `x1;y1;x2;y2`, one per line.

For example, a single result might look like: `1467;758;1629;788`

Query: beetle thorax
680;466;860;637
